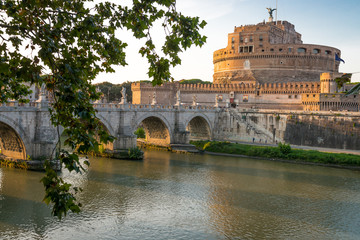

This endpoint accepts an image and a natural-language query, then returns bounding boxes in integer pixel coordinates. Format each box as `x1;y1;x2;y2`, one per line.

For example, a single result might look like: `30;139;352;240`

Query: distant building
213;21;341;84
132;18;359;112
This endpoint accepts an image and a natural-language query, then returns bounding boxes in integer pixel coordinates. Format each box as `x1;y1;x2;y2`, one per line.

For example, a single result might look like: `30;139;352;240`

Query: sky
93;0;360;84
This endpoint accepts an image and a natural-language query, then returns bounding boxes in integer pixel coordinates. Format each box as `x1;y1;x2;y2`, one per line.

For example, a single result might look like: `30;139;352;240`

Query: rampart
216;109;360;150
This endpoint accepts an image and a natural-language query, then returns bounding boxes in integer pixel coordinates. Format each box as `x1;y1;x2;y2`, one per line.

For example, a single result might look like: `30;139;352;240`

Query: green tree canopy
0;0;206;219
95;81;132;103
178;78;211;84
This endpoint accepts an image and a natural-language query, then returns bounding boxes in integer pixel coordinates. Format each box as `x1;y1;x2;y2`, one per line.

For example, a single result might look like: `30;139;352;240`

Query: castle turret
320;72;341;93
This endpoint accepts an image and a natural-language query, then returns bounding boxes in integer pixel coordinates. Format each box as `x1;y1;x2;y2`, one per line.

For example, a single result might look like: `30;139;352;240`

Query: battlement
213;44;340;61
132;81;320;95
234;20;296;33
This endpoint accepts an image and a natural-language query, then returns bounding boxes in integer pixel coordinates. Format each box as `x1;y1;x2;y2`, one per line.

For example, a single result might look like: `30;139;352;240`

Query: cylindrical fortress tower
213;21;341;84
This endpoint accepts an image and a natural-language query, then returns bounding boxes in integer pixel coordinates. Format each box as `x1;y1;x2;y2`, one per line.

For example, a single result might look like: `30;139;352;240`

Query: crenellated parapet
260;82;321;94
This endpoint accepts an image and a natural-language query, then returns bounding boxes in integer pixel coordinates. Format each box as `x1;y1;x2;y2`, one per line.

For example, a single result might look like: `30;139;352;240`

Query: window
240;46;253;53
313;49;320;54
231;44;234;50
240;36;243;43
270;48;274;52
250;36;253;42
279;48;283;52
294;95;298;99
325;50;331;55
231;37;235;43
288;95;292;99
288;48;292;53
261;49;265;52
259;35;263;41
297;48;306;53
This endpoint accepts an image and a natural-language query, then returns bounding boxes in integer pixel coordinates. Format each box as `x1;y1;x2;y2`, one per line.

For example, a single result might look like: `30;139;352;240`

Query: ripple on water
1;151;360;239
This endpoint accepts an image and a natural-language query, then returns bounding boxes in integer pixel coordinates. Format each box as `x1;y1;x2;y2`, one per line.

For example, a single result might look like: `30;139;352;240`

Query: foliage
95;81;132;103
128;147;144;160
134;127;145;139
0;158;28;169
334;73;352;89
278;142;291;155
191;141;360;166
0;0;206;219
178;79;211;84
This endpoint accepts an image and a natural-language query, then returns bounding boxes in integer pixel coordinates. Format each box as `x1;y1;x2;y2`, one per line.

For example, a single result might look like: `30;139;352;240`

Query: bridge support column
113;134;137;150
107;134;137;158
172;130;190;144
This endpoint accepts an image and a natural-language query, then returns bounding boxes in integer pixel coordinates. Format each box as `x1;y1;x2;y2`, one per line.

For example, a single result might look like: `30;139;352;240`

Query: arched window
313;49;320;54
297;48;306;53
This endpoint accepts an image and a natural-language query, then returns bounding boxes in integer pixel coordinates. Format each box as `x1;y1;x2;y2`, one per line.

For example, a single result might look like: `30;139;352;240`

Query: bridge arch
185;114;212;141
0;115;29;160
56;115;114;153
133;113;173;146
96;115;116;137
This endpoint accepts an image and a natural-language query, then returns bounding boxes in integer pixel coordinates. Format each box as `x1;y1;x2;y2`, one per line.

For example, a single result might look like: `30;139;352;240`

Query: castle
132;18;359;112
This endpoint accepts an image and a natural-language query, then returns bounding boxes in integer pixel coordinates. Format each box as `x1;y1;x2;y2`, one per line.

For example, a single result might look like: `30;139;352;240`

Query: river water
1;150;360;239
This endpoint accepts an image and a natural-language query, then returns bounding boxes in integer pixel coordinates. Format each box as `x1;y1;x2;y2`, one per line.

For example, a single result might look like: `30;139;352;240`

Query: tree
95;81;133;103
0;0;206;219
178;79;211;84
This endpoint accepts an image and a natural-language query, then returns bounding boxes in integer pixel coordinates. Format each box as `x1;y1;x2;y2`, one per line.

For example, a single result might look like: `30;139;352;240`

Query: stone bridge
0;101;218;160
1;100;359;161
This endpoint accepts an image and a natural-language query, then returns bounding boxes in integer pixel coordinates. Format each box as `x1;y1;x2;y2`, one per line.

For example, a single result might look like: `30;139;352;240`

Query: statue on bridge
175;90;181;106
36;84;48;103
192;94;197;106
120;87;127;104
214;94;219;107
151;91;157;105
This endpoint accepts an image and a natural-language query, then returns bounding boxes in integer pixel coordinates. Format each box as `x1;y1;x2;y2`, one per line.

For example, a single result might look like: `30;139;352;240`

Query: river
0;150;360;239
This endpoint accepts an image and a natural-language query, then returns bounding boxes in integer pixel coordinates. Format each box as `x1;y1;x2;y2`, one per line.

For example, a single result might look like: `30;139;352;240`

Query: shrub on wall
128;147;144;160
134;128;145;139
278;142;292;155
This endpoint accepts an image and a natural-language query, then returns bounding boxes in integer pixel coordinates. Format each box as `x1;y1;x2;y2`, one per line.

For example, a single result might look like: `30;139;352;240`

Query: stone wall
132;82;321;110
214;109;360;150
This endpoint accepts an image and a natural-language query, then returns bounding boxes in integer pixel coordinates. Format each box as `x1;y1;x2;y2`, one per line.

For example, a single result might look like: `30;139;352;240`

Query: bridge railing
0;101;218;111
0;101;50;108
92;103;217;111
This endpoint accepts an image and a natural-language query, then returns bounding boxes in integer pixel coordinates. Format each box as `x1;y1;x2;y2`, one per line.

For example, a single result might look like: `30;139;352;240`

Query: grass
190;140;360;166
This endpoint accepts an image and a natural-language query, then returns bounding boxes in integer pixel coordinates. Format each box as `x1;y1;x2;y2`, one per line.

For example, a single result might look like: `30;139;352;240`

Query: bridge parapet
93;103;218;112
0;101;219;160
0;101;50;109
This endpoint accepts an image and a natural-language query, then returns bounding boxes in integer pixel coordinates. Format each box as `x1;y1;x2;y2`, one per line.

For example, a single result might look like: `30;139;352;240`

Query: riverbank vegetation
190;141;360;166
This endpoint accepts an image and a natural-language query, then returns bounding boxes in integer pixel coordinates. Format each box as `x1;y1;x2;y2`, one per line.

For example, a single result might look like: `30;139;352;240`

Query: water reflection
0;150;360;239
